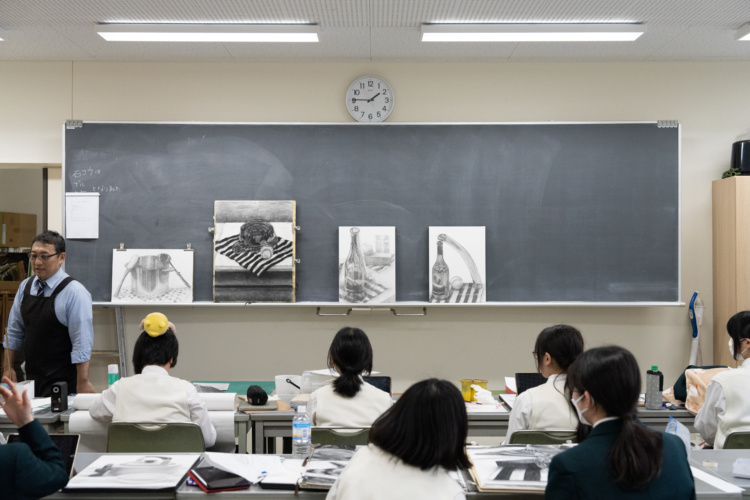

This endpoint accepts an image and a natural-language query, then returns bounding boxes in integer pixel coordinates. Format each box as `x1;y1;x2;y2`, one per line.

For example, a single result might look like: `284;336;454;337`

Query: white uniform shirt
308;380;391;427
504;374;576;443
326;444;465;500
88;365;217;448
695;358;750;448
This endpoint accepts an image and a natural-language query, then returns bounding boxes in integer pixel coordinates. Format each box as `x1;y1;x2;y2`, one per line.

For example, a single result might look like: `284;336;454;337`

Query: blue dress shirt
4;268;94;364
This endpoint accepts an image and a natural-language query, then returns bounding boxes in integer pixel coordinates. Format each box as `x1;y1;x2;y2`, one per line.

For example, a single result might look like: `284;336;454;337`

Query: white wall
1;60;744;392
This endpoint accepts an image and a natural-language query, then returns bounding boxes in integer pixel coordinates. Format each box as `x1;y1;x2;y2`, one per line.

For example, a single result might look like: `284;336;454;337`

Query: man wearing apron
3;231;95;397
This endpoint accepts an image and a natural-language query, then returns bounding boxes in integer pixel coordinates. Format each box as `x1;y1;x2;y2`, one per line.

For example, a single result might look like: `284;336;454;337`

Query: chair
311;427;370;447
723;432;750;449
508;430;578;445
106;422;206;453
515;372;547;395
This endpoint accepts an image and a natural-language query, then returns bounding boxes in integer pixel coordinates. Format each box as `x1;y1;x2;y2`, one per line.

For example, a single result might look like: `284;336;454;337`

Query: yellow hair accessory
141;312;170;338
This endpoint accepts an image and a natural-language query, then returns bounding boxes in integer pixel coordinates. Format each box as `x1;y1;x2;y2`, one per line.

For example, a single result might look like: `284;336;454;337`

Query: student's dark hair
534;324;584;373
369;378;471;471
32;230;65;254
328;326;373;398
132;329;179;374
566;345;662;491
727;311;750;359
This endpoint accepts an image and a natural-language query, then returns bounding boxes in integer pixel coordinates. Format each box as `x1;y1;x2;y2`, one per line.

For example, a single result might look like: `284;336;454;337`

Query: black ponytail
566;346;663;491
328;327;374;398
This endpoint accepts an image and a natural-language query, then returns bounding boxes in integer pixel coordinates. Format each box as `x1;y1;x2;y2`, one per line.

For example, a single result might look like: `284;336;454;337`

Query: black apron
21;277;77;397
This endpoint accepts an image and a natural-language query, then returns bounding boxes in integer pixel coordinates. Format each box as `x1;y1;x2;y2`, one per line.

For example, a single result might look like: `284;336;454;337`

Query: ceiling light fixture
97;24;319;42
737;23;750;41
421;23;644;42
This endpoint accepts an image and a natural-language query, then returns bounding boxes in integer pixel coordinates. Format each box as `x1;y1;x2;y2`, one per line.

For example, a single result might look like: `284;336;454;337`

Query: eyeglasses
29;252;60;262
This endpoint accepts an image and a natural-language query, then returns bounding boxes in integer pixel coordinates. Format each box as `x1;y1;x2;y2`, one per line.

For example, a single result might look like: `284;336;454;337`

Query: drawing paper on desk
111;249;193;303
214;200;296;303
468;444;572;492
299;445;359;490
64;454;200;491
339;226;395;303
429;226;486;303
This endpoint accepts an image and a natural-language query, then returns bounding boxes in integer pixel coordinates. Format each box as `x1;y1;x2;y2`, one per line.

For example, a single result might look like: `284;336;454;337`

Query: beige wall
1;60;743;392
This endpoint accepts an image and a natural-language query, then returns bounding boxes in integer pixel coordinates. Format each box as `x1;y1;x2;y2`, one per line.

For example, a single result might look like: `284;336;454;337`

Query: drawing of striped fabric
342;275;389;303
215;234;293;277
430;283;482;303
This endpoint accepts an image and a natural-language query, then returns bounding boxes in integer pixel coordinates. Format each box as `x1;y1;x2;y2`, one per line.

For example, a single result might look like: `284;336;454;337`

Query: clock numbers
346;76;394;123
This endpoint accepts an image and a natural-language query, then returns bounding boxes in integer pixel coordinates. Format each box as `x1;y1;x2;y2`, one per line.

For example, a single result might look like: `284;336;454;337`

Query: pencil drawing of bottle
344;227;367;301
431;240;450;300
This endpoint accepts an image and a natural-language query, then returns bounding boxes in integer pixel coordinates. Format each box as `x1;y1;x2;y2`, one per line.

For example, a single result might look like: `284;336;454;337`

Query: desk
0;407;73;438
45;452;740;500
693;450;750;497
248;407;696;454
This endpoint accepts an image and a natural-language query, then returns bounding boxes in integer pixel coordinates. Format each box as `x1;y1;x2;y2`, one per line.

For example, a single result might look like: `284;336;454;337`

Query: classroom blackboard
63;122;679;303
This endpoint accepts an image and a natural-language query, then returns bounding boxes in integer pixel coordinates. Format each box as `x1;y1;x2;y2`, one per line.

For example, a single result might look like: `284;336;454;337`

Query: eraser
702;460;718;468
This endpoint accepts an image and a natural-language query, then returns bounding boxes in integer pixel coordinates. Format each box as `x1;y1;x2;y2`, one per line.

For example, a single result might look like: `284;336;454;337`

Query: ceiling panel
2;0;750;61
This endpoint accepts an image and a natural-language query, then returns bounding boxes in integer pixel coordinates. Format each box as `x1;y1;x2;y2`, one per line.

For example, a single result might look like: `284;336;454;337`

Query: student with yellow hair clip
89;313;217;448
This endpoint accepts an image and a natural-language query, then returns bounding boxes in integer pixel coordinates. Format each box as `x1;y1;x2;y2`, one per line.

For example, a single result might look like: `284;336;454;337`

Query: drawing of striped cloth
342;275;388;303
430;283;483;303
215;234;293;277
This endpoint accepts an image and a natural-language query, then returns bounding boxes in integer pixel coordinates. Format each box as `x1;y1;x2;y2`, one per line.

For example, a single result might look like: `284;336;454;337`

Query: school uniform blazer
0;419;70;500
545;419;696;500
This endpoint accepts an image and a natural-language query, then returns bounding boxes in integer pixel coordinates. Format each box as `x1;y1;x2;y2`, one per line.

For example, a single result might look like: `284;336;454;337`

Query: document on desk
0;398;50;416
203;452;284;483
466;402;508;413
691;466;744;493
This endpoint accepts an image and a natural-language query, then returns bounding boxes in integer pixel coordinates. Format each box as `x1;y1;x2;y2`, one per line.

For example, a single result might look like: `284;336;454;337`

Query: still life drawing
339;226;395;304
299;445;358;489
468;445;573;492
111;249;193;303
65;454;200;490
213;200;296;303
429;226;486;303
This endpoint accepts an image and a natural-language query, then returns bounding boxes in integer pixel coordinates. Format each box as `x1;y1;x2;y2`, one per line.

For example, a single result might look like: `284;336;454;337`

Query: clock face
345;76;395;123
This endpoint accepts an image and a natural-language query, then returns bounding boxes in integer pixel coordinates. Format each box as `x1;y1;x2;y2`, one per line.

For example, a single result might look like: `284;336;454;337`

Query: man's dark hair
32;231;66;254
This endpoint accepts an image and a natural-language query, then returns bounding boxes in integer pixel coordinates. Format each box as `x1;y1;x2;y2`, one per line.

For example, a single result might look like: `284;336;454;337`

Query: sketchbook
64;454;200;492
468;444;573;492
298;445;360;490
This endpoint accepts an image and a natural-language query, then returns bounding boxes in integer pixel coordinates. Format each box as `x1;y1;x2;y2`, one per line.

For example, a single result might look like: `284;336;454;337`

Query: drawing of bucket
132;255;171;299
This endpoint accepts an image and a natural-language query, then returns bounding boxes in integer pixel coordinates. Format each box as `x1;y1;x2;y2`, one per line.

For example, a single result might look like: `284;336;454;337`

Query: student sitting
505;324;584;443
307;326;391;427
695;310;750;449
545;346;695;500
89;312;217;448
326;378;471;500
0;376;70;500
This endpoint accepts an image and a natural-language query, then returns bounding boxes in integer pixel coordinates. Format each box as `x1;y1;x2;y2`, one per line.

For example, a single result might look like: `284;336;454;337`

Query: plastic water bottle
645;365;664;410
292;405;311;457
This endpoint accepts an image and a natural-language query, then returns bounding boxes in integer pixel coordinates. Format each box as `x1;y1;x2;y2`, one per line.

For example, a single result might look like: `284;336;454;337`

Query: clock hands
351;92;382;104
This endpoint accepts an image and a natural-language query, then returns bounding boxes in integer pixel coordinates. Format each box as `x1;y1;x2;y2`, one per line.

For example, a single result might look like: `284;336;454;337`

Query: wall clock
345;76;395;123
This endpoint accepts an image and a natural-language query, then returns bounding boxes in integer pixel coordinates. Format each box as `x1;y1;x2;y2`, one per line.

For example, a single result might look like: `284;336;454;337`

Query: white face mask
729;338;750;361
571;394;591;426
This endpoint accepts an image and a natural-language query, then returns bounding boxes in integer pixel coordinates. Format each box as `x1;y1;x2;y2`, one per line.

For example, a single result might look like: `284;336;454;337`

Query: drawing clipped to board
213;200;296;303
339;226;395;304
111;249;193;304
429;226;486;303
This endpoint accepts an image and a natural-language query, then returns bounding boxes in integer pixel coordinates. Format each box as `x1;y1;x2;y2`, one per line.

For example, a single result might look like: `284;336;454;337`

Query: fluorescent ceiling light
421;24;644;42
97;24;318;42
737;23;750;41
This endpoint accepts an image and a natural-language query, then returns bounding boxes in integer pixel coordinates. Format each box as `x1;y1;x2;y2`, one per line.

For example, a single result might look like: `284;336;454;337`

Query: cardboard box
1;212;37;248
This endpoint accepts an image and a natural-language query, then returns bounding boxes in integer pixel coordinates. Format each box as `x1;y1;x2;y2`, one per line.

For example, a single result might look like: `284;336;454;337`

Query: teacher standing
3;231;95;396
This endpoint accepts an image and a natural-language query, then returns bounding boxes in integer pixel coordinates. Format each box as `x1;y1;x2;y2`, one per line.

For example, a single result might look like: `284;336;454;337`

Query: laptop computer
363;376;392;395
8;433;80;477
